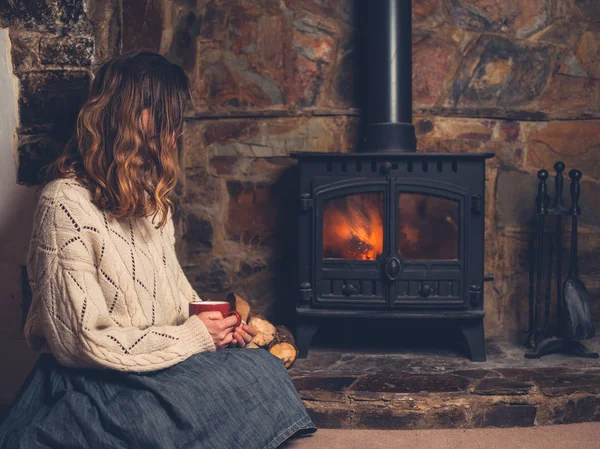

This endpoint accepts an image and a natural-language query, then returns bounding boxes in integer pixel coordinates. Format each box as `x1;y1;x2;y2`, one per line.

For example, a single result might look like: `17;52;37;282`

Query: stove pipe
365;0;417;152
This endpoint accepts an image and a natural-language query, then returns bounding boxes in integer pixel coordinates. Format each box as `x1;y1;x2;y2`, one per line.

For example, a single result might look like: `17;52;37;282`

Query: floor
282;423;600;449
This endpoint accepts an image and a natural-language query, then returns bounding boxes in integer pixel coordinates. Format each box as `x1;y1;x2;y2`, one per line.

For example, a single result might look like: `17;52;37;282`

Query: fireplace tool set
525;162;598;359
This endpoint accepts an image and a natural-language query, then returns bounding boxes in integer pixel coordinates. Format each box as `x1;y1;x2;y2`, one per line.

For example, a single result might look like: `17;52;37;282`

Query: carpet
282;423;600;449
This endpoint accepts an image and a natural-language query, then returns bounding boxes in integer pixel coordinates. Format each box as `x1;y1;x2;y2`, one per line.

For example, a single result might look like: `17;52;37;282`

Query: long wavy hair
45;51;190;229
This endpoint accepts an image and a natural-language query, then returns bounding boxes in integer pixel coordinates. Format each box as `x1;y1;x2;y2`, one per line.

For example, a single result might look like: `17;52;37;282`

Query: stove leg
296;319;319;359
460;319;486;362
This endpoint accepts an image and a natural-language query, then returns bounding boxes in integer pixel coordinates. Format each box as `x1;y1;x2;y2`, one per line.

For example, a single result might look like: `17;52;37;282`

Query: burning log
322;193;384;261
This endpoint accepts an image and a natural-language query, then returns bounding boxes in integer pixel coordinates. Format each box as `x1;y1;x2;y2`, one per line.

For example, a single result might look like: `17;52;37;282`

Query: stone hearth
290;337;600;429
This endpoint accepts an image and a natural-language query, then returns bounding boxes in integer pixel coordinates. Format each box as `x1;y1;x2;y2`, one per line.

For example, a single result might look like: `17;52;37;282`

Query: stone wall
121;0;363;321
0;0;121;185
2;0;599;358
0;0;121;416
119;0;600;340
0;27;39;420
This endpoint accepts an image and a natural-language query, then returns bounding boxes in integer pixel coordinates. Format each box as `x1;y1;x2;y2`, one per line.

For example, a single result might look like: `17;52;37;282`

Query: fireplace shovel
561;170;595;341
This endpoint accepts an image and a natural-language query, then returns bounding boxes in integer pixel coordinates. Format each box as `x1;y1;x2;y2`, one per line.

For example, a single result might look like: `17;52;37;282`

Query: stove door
313;179;388;308
391;180;467;308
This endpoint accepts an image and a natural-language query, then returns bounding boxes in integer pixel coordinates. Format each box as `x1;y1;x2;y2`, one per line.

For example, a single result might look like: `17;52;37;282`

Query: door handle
384;256;401;281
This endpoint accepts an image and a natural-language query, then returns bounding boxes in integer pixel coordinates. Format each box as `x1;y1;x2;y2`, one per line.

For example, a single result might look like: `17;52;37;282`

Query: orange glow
323;194;384;260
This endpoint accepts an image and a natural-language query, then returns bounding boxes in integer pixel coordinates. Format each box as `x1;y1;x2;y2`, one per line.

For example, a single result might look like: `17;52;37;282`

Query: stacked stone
0;0;120;185
290;343;600;429
120;0;600;338
4;0;600;340
121;0;362;318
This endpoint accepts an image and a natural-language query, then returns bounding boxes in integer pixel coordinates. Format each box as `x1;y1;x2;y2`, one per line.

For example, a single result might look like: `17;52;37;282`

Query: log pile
226;292;298;368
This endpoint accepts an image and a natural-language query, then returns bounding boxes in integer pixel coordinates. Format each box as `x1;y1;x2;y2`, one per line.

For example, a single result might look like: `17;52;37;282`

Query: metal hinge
300;193;313;211
471;195;482;214
469;284;482;307
299;282;312;304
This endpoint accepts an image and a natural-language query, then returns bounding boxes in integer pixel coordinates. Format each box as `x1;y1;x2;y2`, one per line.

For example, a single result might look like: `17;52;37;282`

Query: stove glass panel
323;193;384;260
398;194;459;260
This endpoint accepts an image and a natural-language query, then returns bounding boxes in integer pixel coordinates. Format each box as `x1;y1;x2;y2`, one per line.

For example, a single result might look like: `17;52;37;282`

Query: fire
322;193;459;261
323;194;384;260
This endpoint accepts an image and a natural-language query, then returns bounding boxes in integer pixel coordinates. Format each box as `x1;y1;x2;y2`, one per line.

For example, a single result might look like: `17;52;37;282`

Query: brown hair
45;51;190;228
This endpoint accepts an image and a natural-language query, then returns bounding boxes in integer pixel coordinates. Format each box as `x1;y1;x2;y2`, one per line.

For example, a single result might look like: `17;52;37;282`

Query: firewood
273;326;296;345
225;292;251;324
247;314;277;347
269;343;297;368
268;326;298;369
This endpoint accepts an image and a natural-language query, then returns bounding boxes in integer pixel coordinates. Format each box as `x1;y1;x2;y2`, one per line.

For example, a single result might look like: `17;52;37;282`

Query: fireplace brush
525;162;598;359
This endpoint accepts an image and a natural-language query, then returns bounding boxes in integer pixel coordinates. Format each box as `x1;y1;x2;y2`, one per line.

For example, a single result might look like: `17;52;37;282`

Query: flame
323;194;384;260
322;193;459;261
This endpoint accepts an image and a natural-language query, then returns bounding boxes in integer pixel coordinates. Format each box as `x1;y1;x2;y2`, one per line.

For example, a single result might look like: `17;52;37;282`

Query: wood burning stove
292;152;493;362
291;0;494;361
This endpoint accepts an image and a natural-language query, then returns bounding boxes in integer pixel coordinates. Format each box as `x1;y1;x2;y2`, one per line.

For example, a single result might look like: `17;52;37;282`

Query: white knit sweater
25;178;215;372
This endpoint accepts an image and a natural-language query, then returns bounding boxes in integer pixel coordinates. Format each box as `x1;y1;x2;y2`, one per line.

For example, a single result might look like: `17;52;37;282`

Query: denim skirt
0;349;315;449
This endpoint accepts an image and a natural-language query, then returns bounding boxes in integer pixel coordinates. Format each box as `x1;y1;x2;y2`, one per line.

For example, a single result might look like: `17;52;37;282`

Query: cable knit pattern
25;178;216;372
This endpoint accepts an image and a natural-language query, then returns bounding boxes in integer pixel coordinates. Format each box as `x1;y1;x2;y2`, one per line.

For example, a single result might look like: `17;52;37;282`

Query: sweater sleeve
29;196;215;372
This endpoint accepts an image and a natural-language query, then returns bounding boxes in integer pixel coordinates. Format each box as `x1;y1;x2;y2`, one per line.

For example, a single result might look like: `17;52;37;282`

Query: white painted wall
0;29;38;409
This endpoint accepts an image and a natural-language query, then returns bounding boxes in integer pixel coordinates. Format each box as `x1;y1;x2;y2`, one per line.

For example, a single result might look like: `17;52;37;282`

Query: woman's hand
196;312;239;349
232;324;257;348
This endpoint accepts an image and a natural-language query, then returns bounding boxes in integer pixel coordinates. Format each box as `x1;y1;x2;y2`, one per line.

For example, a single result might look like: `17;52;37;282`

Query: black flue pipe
365;0;417;152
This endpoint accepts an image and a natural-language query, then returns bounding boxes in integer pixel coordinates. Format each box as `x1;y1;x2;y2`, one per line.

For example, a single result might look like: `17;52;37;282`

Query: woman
0;51;315;449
